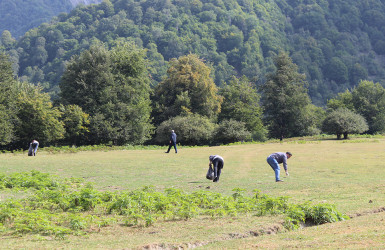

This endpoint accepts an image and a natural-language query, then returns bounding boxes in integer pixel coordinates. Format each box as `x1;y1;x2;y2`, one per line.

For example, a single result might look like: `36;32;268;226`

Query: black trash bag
28;144;33;156
206;166;214;180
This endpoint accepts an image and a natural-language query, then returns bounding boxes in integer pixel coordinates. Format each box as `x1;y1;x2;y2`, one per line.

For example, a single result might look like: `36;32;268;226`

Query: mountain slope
0;0;102;38
3;0;385;105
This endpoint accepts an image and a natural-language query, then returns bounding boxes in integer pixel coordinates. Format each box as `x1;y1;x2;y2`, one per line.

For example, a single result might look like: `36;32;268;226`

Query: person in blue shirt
266;152;292;182
165;130;177;153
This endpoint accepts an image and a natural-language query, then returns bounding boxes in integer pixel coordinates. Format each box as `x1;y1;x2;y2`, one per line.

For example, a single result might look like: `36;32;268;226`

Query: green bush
154;114;216;145
213;119;251;144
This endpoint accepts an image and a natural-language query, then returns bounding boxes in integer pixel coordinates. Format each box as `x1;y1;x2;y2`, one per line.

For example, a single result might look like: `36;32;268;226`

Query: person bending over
209;155;224;182
266;152;292;182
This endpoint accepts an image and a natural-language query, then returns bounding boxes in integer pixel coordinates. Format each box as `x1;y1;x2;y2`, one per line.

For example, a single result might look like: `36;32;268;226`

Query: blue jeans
267;157;280;181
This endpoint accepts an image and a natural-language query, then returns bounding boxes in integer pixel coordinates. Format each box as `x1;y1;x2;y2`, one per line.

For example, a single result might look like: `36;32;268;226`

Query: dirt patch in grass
139;224;283;249
351;206;385;218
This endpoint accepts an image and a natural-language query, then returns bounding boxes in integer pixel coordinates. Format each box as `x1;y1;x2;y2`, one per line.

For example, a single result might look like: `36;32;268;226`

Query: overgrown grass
0;171;348;238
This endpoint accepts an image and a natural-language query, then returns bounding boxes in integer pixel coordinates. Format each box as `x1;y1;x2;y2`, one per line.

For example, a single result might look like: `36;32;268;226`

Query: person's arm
283;156;289;175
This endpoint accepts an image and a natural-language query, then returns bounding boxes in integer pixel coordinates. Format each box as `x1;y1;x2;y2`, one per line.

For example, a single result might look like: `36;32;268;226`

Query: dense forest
1;0;385;105
1;0;385;149
0;0;102;38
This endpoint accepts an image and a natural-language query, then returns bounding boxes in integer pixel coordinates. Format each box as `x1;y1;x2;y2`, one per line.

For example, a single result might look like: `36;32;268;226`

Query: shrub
213;119;251;144
154;114;216;145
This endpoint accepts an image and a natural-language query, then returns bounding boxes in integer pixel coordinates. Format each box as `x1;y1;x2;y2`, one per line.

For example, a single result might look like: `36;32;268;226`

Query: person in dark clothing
209;155;224;182
165;130;177;153
266;152;292;182
28;139;39;156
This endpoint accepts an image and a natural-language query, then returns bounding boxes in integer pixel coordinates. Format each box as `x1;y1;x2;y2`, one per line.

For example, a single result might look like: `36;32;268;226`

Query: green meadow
0;137;384;249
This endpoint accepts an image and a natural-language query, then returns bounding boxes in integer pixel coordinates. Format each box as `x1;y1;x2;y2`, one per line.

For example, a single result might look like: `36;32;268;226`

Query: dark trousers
166;141;177;153
212;158;224;182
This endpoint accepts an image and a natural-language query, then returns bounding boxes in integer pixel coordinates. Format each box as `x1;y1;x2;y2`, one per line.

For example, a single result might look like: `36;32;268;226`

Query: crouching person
31;139;39;156
209;155;224;182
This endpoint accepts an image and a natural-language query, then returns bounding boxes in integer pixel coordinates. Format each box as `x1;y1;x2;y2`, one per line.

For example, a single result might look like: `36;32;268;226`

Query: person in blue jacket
267;152;292;182
165;130;177;153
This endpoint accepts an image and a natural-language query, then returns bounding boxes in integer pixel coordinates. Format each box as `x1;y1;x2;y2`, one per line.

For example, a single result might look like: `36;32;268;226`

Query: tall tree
152;54;222;125
0;53;17;146
350;80;385;134
260;52;312;139
219;76;266;141
60;42;153;145
14;82;65;147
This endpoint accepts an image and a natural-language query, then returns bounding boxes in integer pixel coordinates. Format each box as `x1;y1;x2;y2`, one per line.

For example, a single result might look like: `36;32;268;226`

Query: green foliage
4;0;385;107
325;57;348;84
14;82;65;146
327;80;385;134
0;0;74;38
152;54;222;125
0;171;349;237
218;76;266;141
59;104;90;145
351;80;385;134
322;108;369;139
0;170;60;190
0;53;18;146
260;52;312;139
154;114;216;146
60;42;153;145
213;119;251;144
283;202;349;231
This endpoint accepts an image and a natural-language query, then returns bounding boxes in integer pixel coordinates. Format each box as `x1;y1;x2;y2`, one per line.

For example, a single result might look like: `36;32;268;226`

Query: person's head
286;152;292;159
209;155;215;162
171;130;174;133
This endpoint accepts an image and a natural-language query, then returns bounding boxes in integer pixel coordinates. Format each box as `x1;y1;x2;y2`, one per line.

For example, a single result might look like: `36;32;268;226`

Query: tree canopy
152;54;222;125
219;76;266;141
60;42;153;145
326;80;385;134
322;108;369;139
260;52;312;139
3;0;385;105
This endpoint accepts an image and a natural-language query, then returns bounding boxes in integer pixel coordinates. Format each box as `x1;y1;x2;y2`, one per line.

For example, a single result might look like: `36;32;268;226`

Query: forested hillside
0;0;102;38
1;0;385;105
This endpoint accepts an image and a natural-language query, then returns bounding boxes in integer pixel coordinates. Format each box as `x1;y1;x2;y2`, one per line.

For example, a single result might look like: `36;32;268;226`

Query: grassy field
0;137;385;249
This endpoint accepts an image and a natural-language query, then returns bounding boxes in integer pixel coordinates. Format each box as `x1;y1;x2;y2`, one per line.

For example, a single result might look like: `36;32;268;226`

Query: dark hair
286;152;292;156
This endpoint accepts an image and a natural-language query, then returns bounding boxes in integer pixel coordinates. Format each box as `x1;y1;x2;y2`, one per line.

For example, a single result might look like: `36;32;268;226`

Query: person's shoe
276;180;284;182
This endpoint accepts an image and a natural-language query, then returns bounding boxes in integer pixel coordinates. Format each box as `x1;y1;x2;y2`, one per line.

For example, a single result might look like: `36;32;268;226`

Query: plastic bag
206;166;214;180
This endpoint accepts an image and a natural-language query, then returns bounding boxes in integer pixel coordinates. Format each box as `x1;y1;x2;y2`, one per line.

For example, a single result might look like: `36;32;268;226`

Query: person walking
165;130;177;153
266;152;292;182
209;155;224;182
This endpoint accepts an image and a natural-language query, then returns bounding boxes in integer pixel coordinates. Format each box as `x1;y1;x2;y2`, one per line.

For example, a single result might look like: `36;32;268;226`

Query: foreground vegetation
0;171;348;238
0;137;384;248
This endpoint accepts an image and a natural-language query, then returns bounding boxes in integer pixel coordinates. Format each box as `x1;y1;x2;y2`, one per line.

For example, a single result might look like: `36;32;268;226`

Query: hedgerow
0;171;349;238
